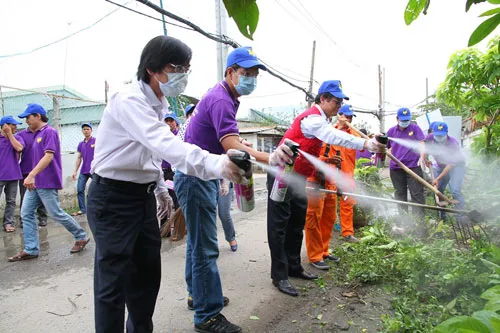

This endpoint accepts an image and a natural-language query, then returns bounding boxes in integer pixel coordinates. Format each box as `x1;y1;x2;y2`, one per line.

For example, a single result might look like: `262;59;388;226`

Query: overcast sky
0;0;496;131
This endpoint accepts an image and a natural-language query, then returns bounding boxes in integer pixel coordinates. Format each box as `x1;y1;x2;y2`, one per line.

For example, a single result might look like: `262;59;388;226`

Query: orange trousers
305;183;356;262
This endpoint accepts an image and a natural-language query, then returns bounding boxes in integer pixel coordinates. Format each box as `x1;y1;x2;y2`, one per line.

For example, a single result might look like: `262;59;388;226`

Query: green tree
436;36;500;155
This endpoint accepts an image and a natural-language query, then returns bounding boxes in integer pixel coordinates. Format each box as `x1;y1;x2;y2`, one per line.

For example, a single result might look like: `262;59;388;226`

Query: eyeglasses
237;68;259;78
169;63;192;74
333;98;343;107
339;114;353;119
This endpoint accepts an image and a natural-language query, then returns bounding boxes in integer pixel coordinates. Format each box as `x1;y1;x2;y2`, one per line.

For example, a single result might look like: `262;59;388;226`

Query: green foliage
223;0;259;40
404;0;430;25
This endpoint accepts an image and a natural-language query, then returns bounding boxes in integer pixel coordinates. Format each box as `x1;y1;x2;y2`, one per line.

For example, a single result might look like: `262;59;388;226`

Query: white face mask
158;72;189;97
398;120;410;128
434;135;447;143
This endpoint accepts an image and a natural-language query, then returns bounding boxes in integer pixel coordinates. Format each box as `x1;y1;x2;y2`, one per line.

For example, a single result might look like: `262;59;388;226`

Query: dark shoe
70;239;90;253
272;279;298;297
188;295;229;311
38;220;48;227
289;270;319;280
310;260;330;270
8;250;38;262
194;313;242;333
323;254;341;263
343;235;359;243
229;240;238;252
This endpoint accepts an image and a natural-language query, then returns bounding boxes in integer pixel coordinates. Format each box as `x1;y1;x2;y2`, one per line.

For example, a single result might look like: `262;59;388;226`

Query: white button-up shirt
91;80;225;193
300;105;365;150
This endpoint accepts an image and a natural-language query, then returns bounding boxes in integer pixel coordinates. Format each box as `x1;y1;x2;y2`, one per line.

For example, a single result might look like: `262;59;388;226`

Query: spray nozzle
284;139;300;157
376;135;389;145
229;150;252;174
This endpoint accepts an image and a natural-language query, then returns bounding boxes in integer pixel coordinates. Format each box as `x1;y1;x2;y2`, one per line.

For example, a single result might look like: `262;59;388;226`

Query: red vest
281;106;323;177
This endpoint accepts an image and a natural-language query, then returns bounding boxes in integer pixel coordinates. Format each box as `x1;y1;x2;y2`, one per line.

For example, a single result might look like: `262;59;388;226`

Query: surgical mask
434;135;447;143
398;120;410;128
235;75;257;95
159;73;188;97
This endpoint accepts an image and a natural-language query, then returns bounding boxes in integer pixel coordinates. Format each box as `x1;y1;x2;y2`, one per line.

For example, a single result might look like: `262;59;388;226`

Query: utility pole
0;86;4;117
53;96;61;137
104;80;109;104
307;40;316;107
215;0;229;81
425;77;429;105
378;65;384;132
159;0;168;36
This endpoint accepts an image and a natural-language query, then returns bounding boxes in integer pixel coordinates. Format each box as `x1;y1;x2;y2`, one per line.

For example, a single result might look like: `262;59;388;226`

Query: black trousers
389;167;425;219
266;173;307;281
87;177;161;333
19;175;47;224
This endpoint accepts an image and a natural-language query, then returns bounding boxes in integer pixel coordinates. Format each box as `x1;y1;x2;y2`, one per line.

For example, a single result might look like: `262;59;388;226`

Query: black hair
137;36;192;84
224;64;240;77
314;92;334;104
40;114;49;123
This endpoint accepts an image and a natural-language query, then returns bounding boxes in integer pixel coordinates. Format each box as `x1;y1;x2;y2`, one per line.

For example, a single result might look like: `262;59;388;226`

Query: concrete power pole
52;96;61;137
378;65;384;133
307;40;316;108
215;0;229;81
426;77;429;105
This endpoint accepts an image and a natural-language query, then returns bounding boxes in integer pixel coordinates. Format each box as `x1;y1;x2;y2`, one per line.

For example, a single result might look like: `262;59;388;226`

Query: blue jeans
21;189;87;255
218;185;235;242
434;164;466;219
77;173;91;214
0;180;18;226
174;171;223;325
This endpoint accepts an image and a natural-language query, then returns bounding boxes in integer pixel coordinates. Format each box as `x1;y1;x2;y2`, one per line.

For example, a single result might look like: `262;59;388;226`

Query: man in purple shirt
8;104;89;262
386;107;425;218
71;123;96;216
17;127;48;227
0;116;25;232
423;121;466;221
176;47;294;333
161;112;180;214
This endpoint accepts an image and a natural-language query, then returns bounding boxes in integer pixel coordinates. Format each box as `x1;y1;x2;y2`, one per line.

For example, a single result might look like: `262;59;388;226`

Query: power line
0;5;125;58
243;90;301;99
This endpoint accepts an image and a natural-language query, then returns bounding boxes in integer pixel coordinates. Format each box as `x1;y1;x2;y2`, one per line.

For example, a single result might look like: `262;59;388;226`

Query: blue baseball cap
432;121;448;136
184;104;195;117
318;80;349;100
0;115;22;126
397;107;412;121
338;104;356;117
81;123;92;129
164;112;180;125
226;47;267;70
18;103;47;118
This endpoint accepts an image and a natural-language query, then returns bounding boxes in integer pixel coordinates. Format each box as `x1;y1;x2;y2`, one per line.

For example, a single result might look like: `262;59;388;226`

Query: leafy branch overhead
223;0;259;40
405;0;500;47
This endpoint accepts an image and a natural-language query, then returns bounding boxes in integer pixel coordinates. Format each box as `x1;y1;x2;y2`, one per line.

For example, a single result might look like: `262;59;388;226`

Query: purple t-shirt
32;125;63;189
424;134;465;167
17;129;37;176
356;149;373;166
0;134;24;181
184;81;240;155
387;123;425;170
161;128;178;169
77;137;96;175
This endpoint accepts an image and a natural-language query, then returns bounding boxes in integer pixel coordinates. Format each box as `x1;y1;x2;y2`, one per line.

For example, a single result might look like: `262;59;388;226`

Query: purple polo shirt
184;81;240;155
356;149;373;166
161;128;178;169
424;134;465;167
32;125;63;189
0;134;24;181
17;129;37;176
77;137;96;175
387;123;425;170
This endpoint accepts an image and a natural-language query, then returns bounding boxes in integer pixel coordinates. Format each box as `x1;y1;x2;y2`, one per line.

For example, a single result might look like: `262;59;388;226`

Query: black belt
92;174;157;194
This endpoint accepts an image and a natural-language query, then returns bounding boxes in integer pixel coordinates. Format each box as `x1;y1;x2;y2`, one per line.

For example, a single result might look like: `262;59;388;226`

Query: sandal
8;250;38;262
71;211;83;216
4;224;16;233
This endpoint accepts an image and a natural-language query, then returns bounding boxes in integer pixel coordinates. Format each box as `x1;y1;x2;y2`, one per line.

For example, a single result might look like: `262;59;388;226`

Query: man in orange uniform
305;104;359;270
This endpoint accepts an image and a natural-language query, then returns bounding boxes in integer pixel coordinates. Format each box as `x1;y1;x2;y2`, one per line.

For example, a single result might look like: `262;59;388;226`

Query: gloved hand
320;155;342;168
220;179;229;196
156;190;174;221
269;138;298;166
221;149;246;184
364;134;386;153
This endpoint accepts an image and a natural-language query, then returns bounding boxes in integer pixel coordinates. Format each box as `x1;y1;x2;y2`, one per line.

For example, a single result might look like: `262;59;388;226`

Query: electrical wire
0;5;126;58
243;90;301;98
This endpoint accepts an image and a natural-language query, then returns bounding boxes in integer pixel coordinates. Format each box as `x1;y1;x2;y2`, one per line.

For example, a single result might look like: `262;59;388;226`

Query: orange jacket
332;124;358;176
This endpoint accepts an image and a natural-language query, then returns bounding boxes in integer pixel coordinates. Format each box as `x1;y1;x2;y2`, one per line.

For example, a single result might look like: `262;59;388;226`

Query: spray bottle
374;135;388;168
269;141;300;202
229;150;255;212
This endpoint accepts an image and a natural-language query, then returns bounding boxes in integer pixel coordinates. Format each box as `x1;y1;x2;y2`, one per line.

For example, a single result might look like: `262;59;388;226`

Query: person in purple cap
422;121;466;221
71;123;96;216
178;103;196;141
0;115;25;233
8;104;89;262
177;46;295;333
16;119;49;228
267;80;386;297
161;112;180;214
386;107;426;219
